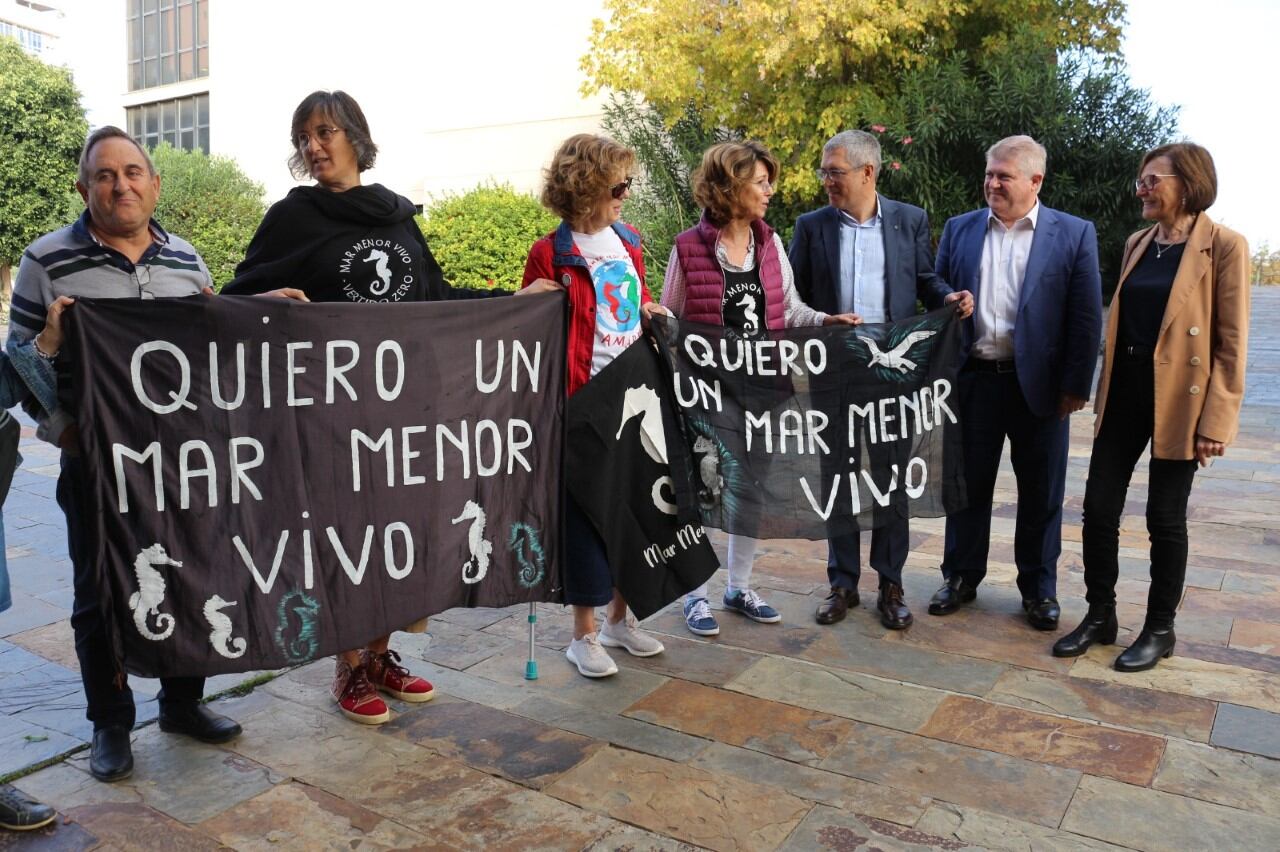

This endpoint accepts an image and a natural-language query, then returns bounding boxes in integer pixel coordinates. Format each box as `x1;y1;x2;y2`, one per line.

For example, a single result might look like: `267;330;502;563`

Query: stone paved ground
2;289;1279;850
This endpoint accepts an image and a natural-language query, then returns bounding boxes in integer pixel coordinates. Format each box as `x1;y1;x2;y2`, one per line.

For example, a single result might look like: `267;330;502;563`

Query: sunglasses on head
610;177;634;199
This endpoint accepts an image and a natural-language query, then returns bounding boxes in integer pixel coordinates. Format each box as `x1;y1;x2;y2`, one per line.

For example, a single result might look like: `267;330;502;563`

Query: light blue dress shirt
837;199;886;323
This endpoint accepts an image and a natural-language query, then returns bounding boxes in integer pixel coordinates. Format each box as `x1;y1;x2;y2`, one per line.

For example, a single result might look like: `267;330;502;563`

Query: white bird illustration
857;330;937;373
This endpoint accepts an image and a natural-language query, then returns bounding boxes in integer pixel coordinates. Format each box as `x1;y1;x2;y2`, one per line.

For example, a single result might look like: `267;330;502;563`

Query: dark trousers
941;367;1070;600
1081;352;1197;622
59;457;204;730
827;519;908;591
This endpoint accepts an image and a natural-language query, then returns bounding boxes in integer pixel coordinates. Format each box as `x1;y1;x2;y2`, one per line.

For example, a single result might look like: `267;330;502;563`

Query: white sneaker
600;614;666;657
566;632;618;678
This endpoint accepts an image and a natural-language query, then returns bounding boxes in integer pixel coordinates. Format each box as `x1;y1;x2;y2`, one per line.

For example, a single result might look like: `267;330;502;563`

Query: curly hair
287;90;378;180
691;141;779;226
540;134;635;225
1141;142;1218;213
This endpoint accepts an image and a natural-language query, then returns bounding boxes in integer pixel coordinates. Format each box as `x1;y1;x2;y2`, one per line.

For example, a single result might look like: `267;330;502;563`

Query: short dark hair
287;90;378;179
78;126;155;185
1141;142;1217;213
691;141;779;226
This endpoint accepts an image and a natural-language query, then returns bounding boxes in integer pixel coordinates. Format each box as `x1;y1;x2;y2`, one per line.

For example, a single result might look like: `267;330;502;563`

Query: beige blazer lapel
1158;213;1214;336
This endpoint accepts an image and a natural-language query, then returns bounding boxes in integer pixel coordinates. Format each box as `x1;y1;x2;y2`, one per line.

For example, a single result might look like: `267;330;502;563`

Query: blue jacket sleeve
788;217;815;306
1060;220;1104;399
913;210;951;310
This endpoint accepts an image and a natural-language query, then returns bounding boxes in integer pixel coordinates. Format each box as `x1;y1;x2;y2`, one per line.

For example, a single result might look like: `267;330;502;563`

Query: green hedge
418;183;558;292
148;143;266;289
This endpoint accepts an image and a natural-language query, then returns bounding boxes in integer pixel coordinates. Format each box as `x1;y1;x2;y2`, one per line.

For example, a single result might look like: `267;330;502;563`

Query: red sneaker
332;661;390;725
361;649;435;703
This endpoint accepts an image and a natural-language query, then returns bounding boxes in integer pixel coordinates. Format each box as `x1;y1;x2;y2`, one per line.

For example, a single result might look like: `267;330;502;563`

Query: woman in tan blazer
1053;142;1250;671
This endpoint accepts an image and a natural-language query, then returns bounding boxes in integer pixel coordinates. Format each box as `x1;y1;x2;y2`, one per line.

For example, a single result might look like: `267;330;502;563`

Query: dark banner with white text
67;293;566;678
649;309;966;540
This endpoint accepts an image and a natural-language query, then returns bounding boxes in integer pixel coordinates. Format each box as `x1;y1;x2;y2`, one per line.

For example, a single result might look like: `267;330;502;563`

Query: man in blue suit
927;135;1103;630
791;129;973;630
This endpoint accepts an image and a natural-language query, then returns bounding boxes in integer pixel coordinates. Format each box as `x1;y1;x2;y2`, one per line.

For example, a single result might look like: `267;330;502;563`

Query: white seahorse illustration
615;384;668;465
692;435;722;498
451;500;493;584
737;293;759;334
363;249;392;295
128;543;181;641
204;595;247;659
857;330;937;374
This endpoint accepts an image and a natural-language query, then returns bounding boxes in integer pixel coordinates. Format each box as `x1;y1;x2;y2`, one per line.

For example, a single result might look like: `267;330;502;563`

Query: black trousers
941;367;1071;601
1080;351;1197;622
827;520;908;591
59;456;204;730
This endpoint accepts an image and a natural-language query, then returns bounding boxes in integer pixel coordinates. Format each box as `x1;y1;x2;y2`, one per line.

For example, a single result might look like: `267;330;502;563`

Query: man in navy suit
791;129;973;630
927;135;1103;630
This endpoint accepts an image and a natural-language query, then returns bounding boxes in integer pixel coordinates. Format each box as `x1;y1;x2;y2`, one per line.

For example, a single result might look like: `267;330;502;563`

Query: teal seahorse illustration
273;590;321;664
508;523;547;588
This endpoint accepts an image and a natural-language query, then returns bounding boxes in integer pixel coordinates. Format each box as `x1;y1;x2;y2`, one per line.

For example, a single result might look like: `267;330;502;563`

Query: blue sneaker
683;597;720;636
723;589;781;623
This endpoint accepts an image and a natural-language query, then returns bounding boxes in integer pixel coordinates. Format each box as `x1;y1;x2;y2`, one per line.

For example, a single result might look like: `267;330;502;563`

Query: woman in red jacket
522;134;669;678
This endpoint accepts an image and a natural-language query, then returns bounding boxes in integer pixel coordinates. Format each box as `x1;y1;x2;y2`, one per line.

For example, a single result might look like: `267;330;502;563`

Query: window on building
0;20;45;55
128;93;210;155
127;0;208;91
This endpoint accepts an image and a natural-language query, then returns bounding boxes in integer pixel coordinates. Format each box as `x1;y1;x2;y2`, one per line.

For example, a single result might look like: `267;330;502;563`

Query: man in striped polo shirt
5;126;245;783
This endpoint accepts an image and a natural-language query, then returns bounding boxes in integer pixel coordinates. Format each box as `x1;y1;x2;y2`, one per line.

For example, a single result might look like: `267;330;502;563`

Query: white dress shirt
973;202;1039;359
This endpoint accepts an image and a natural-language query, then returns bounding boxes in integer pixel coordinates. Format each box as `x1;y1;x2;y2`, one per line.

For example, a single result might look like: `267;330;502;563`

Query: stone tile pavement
2;289;1279;850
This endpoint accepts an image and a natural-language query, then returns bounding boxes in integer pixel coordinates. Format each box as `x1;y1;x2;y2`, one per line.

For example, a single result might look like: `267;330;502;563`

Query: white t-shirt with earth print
572;226;644;378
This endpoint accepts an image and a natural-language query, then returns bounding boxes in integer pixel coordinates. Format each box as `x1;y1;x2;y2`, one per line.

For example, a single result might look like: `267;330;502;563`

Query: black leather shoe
90;726;133;782
1052;606;1118;657
158;702;243;744
1023;598;1061;631
877;583;913;630
0;783;57;831
1115;625;1176;672
815;586;860;625
927;575;977;615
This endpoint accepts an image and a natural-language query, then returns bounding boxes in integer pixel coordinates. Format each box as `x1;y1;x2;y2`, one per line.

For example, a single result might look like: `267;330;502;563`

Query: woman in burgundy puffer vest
661;141;858;638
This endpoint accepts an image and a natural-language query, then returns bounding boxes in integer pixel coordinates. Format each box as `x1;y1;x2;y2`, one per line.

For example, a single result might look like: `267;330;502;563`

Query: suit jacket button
1189;385;1201;395
560;274;572;286
1190;356;1202;366
1189;326;1200;336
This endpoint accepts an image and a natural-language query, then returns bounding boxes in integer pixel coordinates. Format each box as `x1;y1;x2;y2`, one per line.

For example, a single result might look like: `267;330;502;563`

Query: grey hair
985;135;1047;178
78;126;156;185
823;130;882;177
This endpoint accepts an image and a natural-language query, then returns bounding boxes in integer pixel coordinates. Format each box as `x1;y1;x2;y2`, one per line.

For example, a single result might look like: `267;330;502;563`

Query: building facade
85;0;610;207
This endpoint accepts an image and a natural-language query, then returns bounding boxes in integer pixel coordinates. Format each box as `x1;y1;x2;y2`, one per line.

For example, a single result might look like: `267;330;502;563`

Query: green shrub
148;143;266;289
418;183;558;292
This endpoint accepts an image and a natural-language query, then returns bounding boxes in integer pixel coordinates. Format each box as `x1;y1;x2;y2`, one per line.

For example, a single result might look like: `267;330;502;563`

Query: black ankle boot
1114;621;1176;672
1052;605;1118;657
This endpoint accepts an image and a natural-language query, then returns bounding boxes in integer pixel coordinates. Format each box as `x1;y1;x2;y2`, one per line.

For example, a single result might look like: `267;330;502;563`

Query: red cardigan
522;221;653;396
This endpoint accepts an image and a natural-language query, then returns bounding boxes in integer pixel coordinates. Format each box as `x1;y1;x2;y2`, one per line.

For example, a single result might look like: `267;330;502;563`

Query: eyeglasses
134;265;154;299
816;168;852;182
295;126;345;149
610;177;635;199
1134;173;1177;192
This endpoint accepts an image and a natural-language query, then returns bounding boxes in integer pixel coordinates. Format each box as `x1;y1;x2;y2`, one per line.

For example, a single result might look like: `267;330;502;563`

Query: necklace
1154;240;1178;260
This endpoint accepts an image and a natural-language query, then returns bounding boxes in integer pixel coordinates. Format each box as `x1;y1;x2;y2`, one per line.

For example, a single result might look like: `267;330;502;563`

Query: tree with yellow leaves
583;0;1125;197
